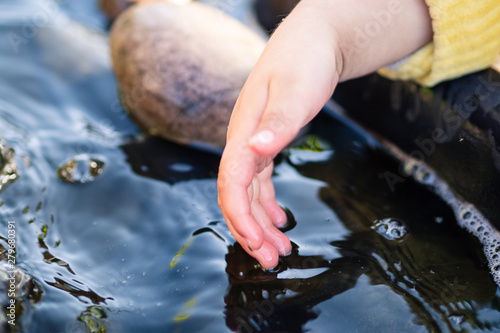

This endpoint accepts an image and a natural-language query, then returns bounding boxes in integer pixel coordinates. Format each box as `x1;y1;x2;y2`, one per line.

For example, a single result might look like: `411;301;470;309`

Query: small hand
217;0;432;268
217;1;341;268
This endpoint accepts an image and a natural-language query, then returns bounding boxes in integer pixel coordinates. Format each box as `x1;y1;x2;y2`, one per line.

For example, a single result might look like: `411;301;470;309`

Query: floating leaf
169;237;193;269
172;297;197;322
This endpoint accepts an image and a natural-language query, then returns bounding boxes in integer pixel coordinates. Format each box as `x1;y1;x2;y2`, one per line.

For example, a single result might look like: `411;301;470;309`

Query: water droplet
371;218;408;241
57;154;105;183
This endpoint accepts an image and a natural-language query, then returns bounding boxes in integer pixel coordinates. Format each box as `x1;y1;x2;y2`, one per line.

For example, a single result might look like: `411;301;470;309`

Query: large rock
100;0;135;22
110;1;265;149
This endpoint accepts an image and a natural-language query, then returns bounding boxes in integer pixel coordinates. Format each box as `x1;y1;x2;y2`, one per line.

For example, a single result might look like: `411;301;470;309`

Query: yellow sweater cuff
378;0;500;87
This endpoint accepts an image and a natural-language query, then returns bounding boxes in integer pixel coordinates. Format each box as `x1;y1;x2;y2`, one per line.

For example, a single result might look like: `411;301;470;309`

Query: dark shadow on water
121;135;221;184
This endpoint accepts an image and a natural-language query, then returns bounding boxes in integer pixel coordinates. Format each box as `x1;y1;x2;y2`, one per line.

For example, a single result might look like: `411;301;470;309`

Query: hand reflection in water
222;205;496;333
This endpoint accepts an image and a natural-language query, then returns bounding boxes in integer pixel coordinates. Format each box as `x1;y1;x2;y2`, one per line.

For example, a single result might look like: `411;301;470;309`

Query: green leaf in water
172;297;197;322
22;205;29;214
170;236;193;269
286;135;334;165
292;135;331;152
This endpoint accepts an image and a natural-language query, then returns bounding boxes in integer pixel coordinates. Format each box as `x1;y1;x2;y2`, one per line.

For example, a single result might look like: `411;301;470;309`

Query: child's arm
217;0;432;269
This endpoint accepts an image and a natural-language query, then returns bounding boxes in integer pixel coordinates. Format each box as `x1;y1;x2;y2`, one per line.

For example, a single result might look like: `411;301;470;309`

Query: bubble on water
372;218;408;241
57;154;105;183
402;161;419;176
416;169;433;184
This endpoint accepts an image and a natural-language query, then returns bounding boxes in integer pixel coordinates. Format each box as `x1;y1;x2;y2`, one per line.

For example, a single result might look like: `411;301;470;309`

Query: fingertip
264;227;291;256
254;243;280;270
271;207;287;228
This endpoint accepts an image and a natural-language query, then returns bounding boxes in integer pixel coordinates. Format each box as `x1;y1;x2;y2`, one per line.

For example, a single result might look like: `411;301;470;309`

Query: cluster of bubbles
371;218;408;241
403;159;500;285
57;154;105;183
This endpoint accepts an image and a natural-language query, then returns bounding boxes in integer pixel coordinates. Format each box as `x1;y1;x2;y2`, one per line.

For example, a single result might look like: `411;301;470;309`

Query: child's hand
218;1;341;268
218;0;432;268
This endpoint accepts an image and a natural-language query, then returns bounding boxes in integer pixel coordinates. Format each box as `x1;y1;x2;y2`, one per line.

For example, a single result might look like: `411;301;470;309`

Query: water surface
0;1;499;332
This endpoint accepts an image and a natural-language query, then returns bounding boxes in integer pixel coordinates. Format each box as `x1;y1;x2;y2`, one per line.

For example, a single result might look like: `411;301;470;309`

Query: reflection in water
223;112;499;332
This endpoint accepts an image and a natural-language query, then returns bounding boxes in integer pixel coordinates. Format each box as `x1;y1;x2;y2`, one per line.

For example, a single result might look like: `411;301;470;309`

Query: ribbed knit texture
378;0;500;86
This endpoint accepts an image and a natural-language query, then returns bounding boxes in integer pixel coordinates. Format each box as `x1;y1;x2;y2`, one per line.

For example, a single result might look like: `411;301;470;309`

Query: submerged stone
57;154;105;184
0;262;41;303
110;1;265;149
0;141;18;194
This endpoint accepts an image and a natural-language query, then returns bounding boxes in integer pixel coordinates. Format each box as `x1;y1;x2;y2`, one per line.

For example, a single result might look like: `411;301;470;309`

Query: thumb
249;87;325;157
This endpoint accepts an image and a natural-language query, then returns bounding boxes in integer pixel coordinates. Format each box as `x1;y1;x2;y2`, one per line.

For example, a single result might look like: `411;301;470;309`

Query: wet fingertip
278;241;292;257
265;257;286;273
277;207;297;232
272;210;287;227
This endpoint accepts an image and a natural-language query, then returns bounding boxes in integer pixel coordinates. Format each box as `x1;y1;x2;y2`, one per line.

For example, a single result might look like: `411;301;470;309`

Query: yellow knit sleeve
378;0;500;87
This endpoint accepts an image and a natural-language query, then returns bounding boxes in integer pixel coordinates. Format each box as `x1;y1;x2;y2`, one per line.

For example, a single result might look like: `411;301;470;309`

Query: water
0;1;499;332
